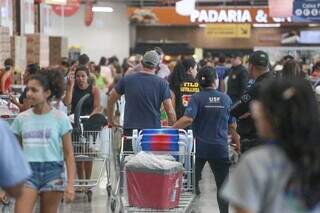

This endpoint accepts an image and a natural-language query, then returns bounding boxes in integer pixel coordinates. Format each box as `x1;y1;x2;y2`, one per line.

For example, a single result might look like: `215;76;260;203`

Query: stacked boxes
0;27;11;68
49;36;68;66
26;34;49;68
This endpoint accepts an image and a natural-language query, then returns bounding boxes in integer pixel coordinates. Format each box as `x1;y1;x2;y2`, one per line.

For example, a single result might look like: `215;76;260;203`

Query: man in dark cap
230;50;273;152
173;66;240;213
107;50;176;150
227;52;248;103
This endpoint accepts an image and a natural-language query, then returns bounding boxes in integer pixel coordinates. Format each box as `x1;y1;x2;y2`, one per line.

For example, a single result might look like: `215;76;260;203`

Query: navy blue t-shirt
115;72;171;129
184;89;235;159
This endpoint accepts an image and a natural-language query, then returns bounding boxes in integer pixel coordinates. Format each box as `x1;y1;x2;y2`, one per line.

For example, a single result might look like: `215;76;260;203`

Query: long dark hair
168;57;196;89
259;78;320;209
29;68;64;100
282;59;304;78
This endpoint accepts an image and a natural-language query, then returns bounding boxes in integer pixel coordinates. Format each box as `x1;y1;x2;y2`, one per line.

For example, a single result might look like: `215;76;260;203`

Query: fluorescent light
253;23;281;28
45;0;67;5
309;24;320;27
92;6;114;13
199;24;206;28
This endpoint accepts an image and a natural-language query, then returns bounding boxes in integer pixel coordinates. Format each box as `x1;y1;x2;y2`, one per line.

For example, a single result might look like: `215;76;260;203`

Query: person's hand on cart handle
64;184;75;204
231;132;241;153
108;120;122;128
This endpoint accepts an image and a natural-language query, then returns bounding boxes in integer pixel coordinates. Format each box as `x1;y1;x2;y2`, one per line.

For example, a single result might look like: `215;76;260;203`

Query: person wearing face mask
168;57;200;120
230;51;273;153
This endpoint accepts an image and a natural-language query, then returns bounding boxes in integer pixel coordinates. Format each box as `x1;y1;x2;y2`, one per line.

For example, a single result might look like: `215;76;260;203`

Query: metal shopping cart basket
111;128;196;213
71;94;113;202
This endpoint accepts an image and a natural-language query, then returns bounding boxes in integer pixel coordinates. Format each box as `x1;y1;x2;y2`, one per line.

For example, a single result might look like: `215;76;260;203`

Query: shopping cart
71;94;112;202
111;128;196;213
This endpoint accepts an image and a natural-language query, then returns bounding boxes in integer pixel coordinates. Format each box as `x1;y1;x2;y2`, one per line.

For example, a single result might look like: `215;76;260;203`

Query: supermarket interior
1;0;320;213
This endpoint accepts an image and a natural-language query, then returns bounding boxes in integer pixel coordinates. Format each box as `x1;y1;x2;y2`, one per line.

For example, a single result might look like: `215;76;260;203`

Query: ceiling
97;0;268;7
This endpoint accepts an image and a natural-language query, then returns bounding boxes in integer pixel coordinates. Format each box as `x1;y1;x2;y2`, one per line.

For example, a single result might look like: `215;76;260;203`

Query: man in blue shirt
173;66;240;213
0;119;31;198
107;50;176;151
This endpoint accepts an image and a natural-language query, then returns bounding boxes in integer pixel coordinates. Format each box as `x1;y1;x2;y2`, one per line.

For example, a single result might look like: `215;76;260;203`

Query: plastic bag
89;127;110;157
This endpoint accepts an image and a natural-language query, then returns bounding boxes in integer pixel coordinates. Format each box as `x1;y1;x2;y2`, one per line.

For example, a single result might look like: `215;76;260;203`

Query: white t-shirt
221;145;320;213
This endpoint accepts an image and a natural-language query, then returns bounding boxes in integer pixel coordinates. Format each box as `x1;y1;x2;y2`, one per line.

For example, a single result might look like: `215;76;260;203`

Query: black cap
249;51;269;67
231;52;243;58
198;66;217;88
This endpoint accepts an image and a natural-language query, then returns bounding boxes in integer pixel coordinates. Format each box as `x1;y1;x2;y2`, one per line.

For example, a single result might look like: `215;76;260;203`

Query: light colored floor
2;163;230;213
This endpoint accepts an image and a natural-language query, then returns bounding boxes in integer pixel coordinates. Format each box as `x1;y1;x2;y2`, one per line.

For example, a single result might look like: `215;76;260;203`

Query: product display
49;36;68;66
0;27;11;68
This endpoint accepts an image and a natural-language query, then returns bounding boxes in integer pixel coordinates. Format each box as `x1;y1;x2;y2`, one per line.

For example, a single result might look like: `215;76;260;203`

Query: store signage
293;0;320;21
190;9;291;23
205;24;251;38
52;0;80;17
127;7;292;25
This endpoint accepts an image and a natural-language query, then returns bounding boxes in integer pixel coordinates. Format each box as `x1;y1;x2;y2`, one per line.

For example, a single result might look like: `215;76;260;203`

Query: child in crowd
11;68;75;213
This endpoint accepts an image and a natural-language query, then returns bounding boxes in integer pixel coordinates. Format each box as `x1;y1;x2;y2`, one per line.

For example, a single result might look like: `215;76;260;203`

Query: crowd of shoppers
1;47;320;213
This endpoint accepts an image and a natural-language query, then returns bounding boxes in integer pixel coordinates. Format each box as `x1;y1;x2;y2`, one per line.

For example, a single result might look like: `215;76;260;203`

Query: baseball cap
198;66;217;88
142;50;160;68
249;51;269;67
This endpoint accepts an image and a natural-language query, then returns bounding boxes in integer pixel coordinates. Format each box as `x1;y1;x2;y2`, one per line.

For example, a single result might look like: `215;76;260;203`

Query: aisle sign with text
293;0;320;21
205;24;251;38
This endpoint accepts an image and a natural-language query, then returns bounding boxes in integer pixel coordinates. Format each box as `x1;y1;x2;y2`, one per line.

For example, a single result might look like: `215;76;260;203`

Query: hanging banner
21;0;35;34
52;0;80;17
0;0;13;36
205;24;251;38
293;0;320;22
84;0;93;26
40;3;52;34
269;0;293;17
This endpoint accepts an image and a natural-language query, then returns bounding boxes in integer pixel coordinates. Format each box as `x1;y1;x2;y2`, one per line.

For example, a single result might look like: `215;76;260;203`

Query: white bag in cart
91;127;110;157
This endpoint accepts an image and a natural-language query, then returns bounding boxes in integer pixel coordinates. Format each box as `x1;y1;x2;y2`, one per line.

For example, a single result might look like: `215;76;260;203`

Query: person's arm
107;89;121;127
0;72;9;93
234;207;253;213
3;183;25;198
91;86;101;115
170;90;176;109
163;98;176;126
220;79;226;93
173;115;193;129
239;69;249;96
229;122;240;153
62;132;75;203
63;71;75;106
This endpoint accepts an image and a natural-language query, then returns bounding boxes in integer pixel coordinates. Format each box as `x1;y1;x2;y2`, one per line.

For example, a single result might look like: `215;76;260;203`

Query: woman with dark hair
99;57;107;66
11;68;75;213
63;65;101;184
168;57;199;119
282;59;304;78
0;58;14;94
64;65;101;116
222;78;320;213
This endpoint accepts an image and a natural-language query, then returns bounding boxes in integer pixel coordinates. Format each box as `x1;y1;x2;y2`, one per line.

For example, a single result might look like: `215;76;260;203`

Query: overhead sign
205;24;251;38
191;8;291;23
293;0;320;21
128;7;291;25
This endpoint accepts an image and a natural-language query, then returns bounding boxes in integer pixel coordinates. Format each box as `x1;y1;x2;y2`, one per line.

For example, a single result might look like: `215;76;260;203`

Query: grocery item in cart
125;152;184;209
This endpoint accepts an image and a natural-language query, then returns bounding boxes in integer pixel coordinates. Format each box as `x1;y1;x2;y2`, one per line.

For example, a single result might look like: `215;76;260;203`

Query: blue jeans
195;158;230;213
26;162;66;192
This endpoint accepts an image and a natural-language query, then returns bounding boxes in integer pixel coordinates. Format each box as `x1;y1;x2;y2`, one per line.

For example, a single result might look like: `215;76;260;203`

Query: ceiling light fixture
253;23;281;28
176;0;196;16
92;6;114;13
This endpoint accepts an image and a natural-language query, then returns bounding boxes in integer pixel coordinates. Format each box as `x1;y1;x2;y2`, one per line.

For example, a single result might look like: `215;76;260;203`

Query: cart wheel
107;185;112;197
87;190;92;202
110;198;116;212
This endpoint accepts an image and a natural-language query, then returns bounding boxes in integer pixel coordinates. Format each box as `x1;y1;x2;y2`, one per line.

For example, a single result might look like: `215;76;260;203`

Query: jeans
26;161;66;192
195;158;230;213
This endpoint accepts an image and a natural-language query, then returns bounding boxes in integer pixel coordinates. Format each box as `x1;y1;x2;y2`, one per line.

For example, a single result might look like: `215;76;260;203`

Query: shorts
25;162;66;192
